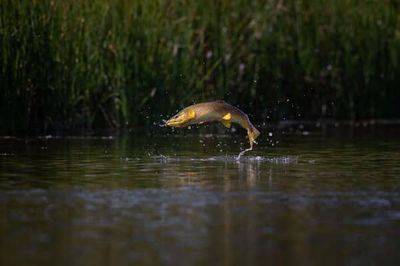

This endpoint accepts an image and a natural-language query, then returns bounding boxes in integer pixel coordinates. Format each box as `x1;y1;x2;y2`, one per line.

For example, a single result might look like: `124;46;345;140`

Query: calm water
1;126;400;266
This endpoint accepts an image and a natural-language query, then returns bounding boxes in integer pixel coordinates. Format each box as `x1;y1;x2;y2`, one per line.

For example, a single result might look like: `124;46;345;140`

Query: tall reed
1;0;399;134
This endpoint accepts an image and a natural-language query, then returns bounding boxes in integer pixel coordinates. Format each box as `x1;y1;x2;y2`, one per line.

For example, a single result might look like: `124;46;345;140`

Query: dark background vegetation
1;0;399;134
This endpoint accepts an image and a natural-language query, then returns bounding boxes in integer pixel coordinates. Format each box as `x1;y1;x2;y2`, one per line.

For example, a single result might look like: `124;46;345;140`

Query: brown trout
165;101;260;150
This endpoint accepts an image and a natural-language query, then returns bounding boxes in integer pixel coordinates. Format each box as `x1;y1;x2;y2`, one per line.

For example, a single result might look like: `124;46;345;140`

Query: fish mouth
165;118;187;127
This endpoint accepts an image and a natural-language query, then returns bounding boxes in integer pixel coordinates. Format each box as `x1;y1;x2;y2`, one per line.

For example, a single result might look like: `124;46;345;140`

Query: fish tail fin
248;124;260;145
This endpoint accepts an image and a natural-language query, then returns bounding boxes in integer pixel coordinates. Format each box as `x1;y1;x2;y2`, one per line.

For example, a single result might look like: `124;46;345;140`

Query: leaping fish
165;101;260;151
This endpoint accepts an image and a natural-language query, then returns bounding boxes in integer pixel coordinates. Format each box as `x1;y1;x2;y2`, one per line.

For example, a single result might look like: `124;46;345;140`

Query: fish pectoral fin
222;113;231;120
221;113;232;128
221;120;231;128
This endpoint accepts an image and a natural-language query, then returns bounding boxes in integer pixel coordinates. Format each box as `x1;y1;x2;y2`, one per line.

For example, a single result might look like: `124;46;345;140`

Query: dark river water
1;126;400;265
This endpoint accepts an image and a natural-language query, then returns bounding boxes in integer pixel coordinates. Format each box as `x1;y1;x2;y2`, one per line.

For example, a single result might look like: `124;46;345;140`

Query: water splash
153;155;298;165
156;119;168;127
236;146;253;160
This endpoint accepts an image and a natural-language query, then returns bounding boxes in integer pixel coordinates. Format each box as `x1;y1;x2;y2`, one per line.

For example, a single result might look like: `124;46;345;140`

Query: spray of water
236;146;253;160
157;119;168;127
235;138;259;160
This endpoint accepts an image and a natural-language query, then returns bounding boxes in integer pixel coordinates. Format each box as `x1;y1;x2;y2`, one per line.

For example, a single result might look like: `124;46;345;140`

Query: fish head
165;108;196;127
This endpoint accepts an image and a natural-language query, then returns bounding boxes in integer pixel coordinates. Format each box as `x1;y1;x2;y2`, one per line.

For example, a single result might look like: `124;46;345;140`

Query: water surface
1;126;400;265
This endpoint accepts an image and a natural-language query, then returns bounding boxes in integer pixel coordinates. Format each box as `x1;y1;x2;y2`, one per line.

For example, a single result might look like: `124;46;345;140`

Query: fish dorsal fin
221;120;231;128
222;113;231;120
187;108;196;119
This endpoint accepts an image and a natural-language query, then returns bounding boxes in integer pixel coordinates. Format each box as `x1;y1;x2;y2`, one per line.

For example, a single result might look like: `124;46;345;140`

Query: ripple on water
153;155;298;165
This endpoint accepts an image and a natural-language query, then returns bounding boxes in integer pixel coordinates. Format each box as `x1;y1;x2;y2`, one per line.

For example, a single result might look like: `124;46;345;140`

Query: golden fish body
166;101;260;148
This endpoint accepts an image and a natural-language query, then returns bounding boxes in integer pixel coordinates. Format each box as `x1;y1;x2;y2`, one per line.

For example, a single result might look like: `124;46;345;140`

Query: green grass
1;0;400;134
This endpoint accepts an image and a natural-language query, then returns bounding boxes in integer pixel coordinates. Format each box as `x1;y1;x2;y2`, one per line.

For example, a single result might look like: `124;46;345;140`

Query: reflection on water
1;127;400;265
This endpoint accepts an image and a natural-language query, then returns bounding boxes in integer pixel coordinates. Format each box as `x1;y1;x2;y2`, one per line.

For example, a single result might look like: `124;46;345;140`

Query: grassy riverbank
1;0;399;134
